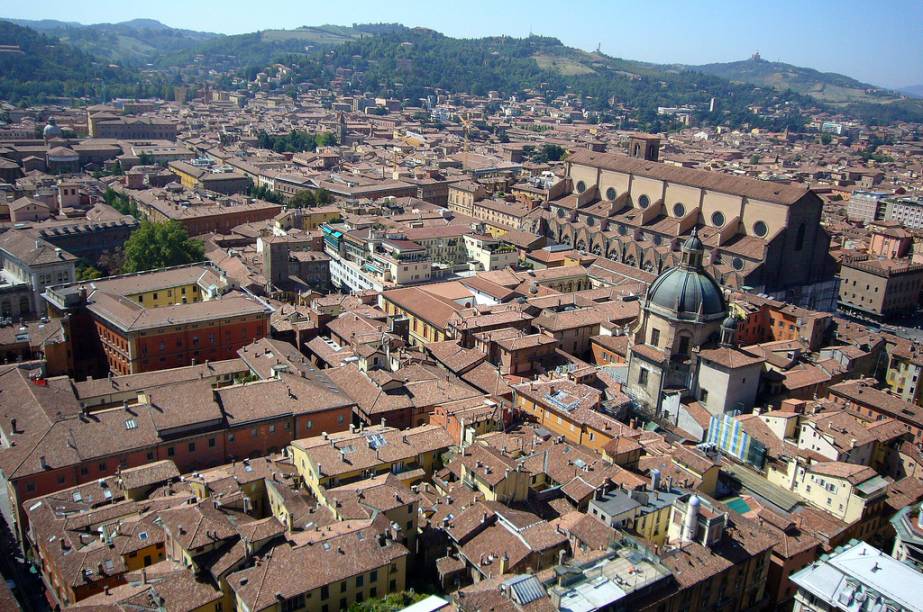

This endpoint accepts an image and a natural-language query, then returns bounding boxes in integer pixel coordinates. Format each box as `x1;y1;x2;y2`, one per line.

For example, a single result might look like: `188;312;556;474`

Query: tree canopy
289;189;333;208
256;129;336;153
121;220;204;273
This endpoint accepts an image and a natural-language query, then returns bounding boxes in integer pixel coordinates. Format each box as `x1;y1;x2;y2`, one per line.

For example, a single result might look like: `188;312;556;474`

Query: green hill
688;55;923;124
691;55;898;104
274;29;810;131
5;17;221;64
155;23;403;69
0;20;166;104
3;17;920;126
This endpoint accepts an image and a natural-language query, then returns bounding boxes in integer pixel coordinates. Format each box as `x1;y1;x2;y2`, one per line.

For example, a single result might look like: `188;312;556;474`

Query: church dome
43;116;63;140
645;227;726;322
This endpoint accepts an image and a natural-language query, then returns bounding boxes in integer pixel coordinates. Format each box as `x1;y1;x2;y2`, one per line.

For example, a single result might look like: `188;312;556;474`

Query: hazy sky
4;0;922;88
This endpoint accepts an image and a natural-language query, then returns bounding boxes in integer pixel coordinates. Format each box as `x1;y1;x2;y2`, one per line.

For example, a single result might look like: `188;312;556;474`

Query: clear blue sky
4;0;922;88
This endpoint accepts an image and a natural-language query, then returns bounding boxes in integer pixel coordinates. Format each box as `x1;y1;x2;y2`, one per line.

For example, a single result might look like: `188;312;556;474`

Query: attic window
72;492;83;503
103;560;114;573
124;419;138;430
138;531;149;541
322;542;331;551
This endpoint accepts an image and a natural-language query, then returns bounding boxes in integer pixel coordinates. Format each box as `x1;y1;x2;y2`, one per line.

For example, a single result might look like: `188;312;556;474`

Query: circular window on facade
618;224;627;236
673;202;685;217
638;195;650;209
586;216;595;227
753;220;768;237
732;257;744;270
711;211;725;227
606;187;617;201
556;208;565;218
576;180;587;193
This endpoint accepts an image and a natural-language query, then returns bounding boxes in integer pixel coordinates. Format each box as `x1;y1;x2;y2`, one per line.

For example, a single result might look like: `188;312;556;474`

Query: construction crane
459;112;473;170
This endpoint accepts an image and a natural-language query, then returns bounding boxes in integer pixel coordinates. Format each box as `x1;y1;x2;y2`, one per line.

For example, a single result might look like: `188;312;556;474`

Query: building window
576;180;587;193
673;202;685;217
753;220;768;237
638;194;650;209
711;211;725;227
605;187;617;201
188;442;196;452
638;369;649;385
650;329;660;347
167;447;175;457
208;438;216;448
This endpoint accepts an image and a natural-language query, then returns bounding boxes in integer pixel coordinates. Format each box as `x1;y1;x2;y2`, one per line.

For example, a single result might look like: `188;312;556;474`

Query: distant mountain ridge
899;84;923;99
4;17;221;64
2;17;922;125
687;54;904;106
0;20;166;103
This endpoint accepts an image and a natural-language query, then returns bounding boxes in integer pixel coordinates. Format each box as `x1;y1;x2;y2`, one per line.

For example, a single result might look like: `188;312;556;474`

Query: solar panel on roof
503;575;546;605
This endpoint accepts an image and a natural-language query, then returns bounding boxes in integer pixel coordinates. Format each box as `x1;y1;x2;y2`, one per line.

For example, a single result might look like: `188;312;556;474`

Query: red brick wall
178;206;281;236
96;314;269;374
227;418;296;459
295;408;352;439
134;317;267;373
429;407;462;446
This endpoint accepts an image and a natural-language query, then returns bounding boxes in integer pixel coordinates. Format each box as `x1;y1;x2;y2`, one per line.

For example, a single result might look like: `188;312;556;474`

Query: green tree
289;190;317;208
121;220;204;273
820;133;833;145
76;262;103;281
749;154;761;165
289;189;333;208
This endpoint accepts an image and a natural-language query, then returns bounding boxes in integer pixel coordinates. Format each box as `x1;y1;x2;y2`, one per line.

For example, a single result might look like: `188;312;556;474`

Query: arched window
18;296;30;315
795;223;806;250
677;335;691;356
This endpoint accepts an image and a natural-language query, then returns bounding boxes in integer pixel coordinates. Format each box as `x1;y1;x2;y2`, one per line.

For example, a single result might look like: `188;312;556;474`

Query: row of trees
103;188;140;218
289;188;334;208
256;129;337;153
